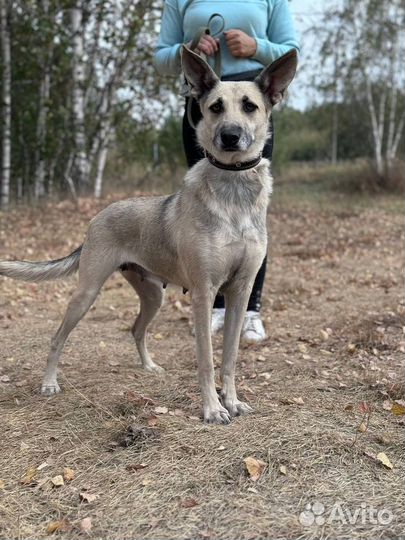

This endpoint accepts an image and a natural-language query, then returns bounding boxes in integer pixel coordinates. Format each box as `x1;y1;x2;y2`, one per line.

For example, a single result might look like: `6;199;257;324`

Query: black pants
182;96;273;312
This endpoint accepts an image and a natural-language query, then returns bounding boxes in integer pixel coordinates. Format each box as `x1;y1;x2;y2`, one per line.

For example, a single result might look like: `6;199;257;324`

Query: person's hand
189;34;219;56
224;29;257;58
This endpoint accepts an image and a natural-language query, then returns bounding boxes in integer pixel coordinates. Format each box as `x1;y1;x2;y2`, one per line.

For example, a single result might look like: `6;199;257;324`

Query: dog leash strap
189;13;224;76
187;13;224;130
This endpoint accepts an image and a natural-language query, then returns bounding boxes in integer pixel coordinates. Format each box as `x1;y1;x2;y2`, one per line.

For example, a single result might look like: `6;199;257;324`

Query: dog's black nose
220;126;242;150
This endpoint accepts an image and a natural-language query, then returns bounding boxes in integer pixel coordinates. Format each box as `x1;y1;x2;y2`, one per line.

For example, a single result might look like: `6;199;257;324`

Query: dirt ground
0;185;404;539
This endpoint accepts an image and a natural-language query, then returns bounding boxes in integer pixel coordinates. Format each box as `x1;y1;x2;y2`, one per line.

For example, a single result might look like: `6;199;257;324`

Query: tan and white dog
0;47;297;424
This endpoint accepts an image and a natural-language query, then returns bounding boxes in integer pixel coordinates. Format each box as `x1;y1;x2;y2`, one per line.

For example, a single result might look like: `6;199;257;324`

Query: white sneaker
191;307;225;336
211;307;226;335
242;311;266;343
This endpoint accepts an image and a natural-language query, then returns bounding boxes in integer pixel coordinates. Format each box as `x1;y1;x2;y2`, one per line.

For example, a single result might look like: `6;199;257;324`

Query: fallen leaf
344;404;354;411
63;468;75;482
279;465;287;475
358;422;367;433
80;492;98;503
125;391;155;406
46;520;70;534
20;467;37;485
154;406;168;414
292;397;305;406
382;399;393;411
51;475;64;487
80;517;92;534
391;401;405;416
376;452;393;469
141;478;153;486
147;415;158;426
244;456;266;482
359;401;371;414
181;498;199;508
126;463;148;472
320;329;329;341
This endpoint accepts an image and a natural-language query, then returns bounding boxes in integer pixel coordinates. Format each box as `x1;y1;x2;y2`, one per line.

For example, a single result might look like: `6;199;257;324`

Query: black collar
204;150;262;171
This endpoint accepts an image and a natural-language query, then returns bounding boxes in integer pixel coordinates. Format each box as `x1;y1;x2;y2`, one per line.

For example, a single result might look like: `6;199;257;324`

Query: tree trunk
94;133;110;199
365;77;384;176
331;101;338;166
1;0;11;210
71;3;89;192
34;65;51;198
331;38;340;166
34;0;52;199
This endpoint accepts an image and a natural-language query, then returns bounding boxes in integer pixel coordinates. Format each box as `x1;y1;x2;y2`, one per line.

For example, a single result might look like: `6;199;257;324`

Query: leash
186;13;225;130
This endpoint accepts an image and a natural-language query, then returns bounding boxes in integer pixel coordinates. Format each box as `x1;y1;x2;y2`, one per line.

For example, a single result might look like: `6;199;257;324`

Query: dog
0;47;297;424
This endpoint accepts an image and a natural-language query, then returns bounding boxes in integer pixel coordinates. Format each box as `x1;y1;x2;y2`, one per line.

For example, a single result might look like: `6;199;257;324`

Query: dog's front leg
221;283;254;417
191;288;231;424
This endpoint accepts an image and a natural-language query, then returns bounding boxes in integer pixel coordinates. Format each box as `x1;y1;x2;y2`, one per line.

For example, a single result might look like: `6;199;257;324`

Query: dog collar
204;150;262;171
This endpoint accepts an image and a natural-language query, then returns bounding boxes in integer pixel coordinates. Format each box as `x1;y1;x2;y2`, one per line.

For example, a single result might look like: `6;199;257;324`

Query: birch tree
315;0;405;178
0;0;175;205
70;1;90;190
0;0;11;209
34;0;53;198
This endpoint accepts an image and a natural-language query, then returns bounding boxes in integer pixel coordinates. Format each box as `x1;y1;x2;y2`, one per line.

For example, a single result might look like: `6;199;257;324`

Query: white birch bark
34;0;51;199
34;65;51;198
391;112;405;161
93;130;110;198
71;3;89;190
0;0;11;210
365;77;384;175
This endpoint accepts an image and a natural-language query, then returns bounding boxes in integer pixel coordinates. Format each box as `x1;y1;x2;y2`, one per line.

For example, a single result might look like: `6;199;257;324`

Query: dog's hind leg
220;281;254;417
121;269;165;373
41;252;116;396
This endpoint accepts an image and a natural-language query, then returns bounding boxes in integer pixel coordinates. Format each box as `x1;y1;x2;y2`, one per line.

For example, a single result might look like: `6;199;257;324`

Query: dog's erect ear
255;49;298;106
181;45;219;100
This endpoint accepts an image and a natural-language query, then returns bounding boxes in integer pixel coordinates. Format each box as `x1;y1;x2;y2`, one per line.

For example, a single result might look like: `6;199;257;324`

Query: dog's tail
0;245;82;282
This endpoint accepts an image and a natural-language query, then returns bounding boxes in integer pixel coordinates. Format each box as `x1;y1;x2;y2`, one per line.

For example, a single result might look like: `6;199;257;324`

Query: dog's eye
209;100;224;114
242;100;258;113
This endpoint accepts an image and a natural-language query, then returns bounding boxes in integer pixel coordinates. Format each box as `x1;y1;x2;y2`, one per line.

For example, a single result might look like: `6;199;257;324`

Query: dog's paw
143;362;165;374
221;396;253;417
203;404;231;425
41;382;61;396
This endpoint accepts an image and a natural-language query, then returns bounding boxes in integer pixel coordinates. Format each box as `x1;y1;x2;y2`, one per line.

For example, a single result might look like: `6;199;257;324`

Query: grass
0;173;404;539
274;160;405;214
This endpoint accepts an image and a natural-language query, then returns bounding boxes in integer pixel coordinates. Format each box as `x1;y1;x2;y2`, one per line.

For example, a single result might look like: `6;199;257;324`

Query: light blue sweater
155;0;299;77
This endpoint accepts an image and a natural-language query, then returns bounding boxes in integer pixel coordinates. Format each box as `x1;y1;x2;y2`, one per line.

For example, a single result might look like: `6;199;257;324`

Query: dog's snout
220;126;242;150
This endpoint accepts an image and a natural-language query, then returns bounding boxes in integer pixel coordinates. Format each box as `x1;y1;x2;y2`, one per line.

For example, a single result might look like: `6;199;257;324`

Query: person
155;0;299;342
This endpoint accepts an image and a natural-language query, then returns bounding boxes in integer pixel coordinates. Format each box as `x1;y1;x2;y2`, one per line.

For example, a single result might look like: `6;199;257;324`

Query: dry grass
0;188;404;539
